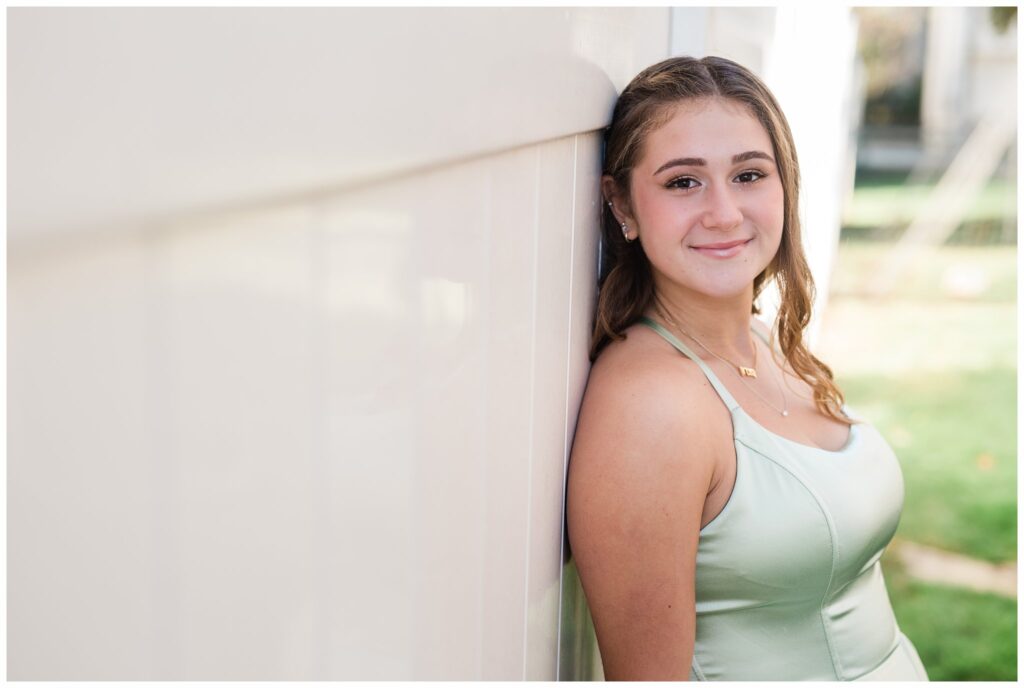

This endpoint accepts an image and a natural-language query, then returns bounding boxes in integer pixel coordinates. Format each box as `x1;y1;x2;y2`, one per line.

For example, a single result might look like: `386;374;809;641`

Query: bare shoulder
568;323;726;527
565;322;724;679
578;322;726;449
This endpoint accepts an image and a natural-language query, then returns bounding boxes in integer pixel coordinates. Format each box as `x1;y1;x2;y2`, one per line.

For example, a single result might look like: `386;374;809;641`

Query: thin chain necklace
658;309;790;417
686;323;758;378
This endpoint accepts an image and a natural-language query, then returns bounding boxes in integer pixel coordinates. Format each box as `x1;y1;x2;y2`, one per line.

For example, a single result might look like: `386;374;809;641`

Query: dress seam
734;435;845;679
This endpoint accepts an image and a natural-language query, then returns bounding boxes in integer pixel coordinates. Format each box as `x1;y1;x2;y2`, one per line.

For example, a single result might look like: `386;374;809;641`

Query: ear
601;175;637;227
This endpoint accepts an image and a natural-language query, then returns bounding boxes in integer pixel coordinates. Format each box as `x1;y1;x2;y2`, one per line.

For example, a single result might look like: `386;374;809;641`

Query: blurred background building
7;6;1016;681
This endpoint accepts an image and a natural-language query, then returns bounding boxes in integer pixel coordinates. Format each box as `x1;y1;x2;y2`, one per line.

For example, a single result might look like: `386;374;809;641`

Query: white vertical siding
8;7;669;680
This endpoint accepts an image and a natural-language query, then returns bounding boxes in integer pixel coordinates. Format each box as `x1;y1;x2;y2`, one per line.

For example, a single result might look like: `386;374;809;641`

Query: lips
692;239;749;249
690;238;753;258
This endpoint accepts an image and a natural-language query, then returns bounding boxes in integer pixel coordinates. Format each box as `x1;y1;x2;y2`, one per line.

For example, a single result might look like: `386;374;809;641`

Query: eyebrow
653;150;775;176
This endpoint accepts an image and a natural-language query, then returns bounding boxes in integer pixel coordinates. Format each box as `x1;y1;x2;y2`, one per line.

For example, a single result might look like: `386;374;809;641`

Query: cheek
760;185;786;231
773;179;786;212
634;187;671;220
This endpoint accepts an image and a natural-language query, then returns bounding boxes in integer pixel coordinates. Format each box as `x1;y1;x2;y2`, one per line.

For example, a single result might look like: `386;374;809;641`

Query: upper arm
566;357;717;680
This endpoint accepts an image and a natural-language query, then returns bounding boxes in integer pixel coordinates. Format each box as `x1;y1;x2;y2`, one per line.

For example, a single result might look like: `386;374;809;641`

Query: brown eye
735;170;766;184
667;177;700;190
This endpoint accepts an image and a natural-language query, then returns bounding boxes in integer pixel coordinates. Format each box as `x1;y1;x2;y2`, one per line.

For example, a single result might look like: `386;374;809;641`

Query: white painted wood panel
9;239;157;678
556;132;604;680
8;6;674;680
524;137;577;680
8;7;668;244
160;206;322;679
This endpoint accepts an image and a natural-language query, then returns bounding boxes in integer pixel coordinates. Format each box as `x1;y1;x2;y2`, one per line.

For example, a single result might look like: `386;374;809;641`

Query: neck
645;283;757;361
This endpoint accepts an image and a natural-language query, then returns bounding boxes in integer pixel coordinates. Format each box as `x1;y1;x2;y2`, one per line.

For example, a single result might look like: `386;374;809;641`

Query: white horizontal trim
9;7;670;239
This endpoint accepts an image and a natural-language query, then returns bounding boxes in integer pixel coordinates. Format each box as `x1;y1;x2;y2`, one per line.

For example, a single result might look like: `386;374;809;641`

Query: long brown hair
591;55;849;424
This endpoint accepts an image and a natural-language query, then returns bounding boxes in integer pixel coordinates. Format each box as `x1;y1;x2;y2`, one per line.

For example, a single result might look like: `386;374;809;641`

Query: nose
700;183;744;231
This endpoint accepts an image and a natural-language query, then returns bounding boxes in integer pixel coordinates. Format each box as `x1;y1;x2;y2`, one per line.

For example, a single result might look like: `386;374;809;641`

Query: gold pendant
739;366;757;378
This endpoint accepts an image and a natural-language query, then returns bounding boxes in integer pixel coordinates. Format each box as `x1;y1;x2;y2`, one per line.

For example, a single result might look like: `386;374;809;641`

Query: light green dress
638;316;929;681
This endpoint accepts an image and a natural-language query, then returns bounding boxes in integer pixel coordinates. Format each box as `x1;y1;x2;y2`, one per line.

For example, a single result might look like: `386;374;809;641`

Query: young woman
565;56;929;681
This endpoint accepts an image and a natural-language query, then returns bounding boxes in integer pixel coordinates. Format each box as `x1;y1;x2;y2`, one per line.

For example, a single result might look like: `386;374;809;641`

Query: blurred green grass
842;368;1016;562
843;175;1015;229
830;242;1017;302
881;548;1018;682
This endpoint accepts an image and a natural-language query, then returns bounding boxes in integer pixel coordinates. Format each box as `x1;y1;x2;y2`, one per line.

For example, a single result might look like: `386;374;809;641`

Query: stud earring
607;200;635;243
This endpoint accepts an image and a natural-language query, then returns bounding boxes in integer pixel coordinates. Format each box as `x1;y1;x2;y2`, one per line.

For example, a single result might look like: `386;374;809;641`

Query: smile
689;238;753;259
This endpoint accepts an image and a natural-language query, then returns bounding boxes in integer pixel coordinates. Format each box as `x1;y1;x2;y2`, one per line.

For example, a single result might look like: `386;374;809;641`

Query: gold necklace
659;310;790;417
659;309;758;378
735;355;790;418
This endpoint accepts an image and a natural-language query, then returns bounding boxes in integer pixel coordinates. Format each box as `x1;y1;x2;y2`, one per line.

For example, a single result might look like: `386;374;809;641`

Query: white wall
8;7;670;680
922;6;1018;154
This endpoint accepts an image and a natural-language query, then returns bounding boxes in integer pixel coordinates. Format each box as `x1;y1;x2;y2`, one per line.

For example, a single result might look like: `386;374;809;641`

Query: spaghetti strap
637;316;740;412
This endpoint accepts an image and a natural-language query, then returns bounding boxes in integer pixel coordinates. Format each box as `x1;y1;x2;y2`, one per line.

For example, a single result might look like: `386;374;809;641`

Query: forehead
639;97;772;167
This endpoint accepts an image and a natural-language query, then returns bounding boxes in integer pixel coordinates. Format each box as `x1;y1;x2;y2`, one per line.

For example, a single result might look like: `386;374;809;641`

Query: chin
687;275;759;300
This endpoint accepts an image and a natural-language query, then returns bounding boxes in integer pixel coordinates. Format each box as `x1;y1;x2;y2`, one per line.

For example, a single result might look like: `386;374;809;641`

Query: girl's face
618;97;785;304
